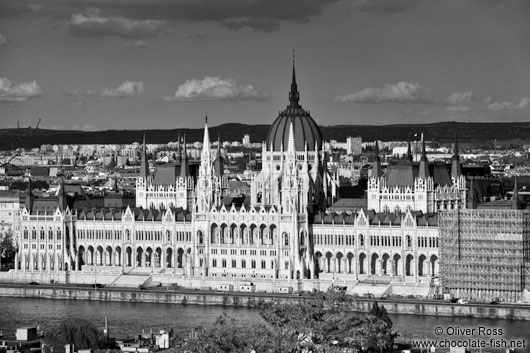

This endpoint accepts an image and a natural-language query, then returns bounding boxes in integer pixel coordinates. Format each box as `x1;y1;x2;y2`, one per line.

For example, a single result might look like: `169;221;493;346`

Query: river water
1;297;529;352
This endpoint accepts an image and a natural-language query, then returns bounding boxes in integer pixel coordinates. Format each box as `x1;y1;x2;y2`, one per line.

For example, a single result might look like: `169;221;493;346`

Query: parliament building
11;65;471;297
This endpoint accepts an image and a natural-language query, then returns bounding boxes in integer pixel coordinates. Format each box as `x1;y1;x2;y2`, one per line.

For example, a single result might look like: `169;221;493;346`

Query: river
1;297;529;352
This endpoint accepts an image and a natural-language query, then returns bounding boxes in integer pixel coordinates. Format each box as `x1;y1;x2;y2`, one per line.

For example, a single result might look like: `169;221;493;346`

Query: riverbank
1;284;529;321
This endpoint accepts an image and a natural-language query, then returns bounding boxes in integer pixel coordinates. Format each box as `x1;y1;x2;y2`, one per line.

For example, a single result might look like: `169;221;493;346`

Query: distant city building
346;136;362;156
242;134;250;146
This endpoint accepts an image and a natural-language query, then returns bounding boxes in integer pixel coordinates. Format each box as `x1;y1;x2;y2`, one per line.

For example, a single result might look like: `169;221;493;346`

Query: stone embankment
1;284;529;321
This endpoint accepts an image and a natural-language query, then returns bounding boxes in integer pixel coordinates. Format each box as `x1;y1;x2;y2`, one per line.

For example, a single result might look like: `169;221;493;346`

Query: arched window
166;230;171;242
57;229;61;240
359;234;364;246
31;228;36;240
283;232;289;247
198;230;204;244
40;228;45;240
48;228;53;240
23;227;28;239
406;235;412;248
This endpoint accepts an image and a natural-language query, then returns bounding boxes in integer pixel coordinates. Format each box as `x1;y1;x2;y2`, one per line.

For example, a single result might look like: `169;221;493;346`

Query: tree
44;319;116;353
1;231;16;270
179;313;276;353
180;288;396;352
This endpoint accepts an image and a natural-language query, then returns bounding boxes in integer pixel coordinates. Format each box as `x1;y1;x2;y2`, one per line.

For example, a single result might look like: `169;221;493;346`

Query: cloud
67;81;144;97
102;81;144;97
222;17;279;32
165;76;270;101
186;33;208;41
447;91;473;104
27;4;43;13
0;77;43;103
68;8;166;39
446;105;470;113
334;82;431;104
4;0;335;32
485;97;530;111
0;34;7;45
125;40;152;48
351;0;423;14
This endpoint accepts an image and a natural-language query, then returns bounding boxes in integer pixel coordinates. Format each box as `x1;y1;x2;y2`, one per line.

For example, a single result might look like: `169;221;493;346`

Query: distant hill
1;121;530;150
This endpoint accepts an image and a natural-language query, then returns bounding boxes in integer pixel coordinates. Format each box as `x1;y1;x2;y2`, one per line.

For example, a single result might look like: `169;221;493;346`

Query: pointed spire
58;177;67;211
288;52;300;107
177;132;181;160
180;134;190;178
214;132;224;177
26;176;33;215
287;118;296;153
451;134;462;180
406;135;413;162
372;134;382;178
419;133;429;178
202;116;211;157
140;134;149;179
512;177;519;210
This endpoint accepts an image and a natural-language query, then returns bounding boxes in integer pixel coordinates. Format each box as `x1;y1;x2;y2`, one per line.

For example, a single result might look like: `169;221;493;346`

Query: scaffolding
438;208;530;303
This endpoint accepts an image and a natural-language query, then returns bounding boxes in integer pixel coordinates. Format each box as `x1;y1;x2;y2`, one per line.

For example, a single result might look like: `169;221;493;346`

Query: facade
7;65;472;297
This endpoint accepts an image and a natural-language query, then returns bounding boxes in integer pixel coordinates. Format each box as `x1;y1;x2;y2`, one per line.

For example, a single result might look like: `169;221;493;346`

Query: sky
1;0;530;131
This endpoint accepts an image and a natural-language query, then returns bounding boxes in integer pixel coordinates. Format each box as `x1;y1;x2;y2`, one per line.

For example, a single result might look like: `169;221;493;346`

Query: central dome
266;66;323;152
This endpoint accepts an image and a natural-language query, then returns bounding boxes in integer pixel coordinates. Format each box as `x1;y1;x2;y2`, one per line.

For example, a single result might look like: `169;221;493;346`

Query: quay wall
1;286;530;321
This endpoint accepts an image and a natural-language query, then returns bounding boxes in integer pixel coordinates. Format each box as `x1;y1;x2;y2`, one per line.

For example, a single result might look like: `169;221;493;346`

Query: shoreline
1;283;529;321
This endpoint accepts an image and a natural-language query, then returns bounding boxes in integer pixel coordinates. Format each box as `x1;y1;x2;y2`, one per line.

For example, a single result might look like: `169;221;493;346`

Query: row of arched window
77;229;122;241
24;227;61;241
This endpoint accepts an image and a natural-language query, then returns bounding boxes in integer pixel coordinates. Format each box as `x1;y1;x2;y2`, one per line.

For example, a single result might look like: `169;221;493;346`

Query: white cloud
102;81;144;97
447;91;473;104
334;82;431;103
125;40;152;48
0;77;42;103
446;105;470;113
68;8;166;39
485;97;530;111
0;34;7;45
165;76;270;101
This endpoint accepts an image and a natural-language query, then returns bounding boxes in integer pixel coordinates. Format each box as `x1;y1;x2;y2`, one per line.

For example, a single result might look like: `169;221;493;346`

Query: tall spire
288;51;300;107
214;132;224;177
140;134;149;179
287;118;296;153
26;176;33;215
372;134;382;178
451;133;462;180
406;135;413;162
180;134;190;178
418;133;429;178
202;116;211;158
58;177;67;211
